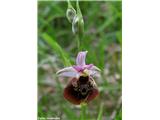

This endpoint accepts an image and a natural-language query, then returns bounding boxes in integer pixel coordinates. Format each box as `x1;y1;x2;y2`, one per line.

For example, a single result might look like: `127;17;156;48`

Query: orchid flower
56;51;101;79
56;51;101;105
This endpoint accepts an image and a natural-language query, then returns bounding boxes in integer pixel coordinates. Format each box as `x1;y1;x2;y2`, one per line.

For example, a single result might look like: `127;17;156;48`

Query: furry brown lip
63;76;99;105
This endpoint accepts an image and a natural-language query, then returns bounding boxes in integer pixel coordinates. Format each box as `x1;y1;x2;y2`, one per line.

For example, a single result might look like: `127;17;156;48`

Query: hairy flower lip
63;76;99;105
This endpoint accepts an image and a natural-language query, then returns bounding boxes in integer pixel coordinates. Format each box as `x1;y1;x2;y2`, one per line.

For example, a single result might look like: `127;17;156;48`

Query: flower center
80;84;89;95
73;64;93;73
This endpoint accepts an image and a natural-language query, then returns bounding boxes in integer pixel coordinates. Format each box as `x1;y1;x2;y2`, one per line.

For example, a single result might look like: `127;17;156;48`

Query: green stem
67;0;72;8
76;34;80;52
76;0;80;51
76;0;82;16
80;103;87;120
97;103;103;120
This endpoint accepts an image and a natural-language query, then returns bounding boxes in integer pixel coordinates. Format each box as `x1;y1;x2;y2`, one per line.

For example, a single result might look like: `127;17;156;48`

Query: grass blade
41;33;71;66
97;103;103;120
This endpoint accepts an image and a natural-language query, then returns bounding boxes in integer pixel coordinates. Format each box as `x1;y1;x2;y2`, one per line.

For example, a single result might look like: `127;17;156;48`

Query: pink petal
58;71;79;78
88;70;100;77
84;64;93;69
88;65;101;77
73;65;84;72
56;67;79;78
90;65;101;72
76;51;88;66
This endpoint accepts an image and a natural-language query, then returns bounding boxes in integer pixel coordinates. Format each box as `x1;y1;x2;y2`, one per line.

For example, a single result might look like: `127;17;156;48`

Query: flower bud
66;7;76;23
72;15;84;35
72;15;79;34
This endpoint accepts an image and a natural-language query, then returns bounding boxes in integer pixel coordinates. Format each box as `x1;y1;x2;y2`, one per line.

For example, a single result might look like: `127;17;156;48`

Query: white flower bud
72;15;79;34
66;8;76;23
72;15;84;35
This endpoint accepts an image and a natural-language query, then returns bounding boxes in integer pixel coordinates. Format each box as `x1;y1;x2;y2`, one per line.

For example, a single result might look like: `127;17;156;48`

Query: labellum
64;76;99;105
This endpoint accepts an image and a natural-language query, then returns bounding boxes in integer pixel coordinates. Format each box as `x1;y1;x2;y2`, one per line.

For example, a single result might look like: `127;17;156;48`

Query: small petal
84;64;93;69
56;67;79;78
58;71;80;78
56;67;74;74
76;51;88;66
90;65;101;72
73;65;84;72
88;66;101;77
88;70;101;77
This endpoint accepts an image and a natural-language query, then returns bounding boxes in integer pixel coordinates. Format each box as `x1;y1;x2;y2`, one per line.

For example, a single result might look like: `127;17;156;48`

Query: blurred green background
38;1;122;120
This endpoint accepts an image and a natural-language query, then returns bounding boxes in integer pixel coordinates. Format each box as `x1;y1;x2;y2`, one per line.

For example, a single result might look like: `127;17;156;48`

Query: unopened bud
72;15;79;34
72;15;84;35
66;8;76;23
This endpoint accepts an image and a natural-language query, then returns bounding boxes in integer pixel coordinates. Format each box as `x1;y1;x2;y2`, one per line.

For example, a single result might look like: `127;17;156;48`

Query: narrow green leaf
62;105;78;120
115;109;122;120
97;103;103;120
41;33;71;66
